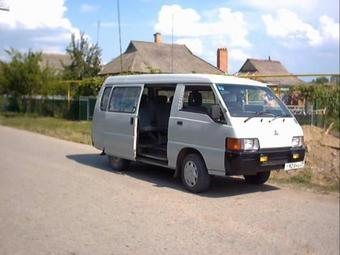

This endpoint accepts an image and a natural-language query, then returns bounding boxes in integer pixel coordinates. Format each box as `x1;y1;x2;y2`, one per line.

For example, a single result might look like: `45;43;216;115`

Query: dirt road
0;126;339;255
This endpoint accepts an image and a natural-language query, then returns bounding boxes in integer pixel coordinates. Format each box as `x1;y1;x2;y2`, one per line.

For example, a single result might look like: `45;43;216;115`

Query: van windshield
216;84;292;118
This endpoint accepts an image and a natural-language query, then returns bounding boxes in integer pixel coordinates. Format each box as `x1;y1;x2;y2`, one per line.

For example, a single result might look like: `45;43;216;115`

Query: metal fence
287;105;326;127
0;95;97;121
0;95;327;126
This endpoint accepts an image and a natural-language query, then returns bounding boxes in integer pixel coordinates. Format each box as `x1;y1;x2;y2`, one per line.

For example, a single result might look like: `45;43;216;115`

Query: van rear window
100;87;112;111
108;87;141;113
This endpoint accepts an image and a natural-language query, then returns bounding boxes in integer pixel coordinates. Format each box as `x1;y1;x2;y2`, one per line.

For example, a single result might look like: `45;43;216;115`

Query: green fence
0;95;329;128
0;95;97;121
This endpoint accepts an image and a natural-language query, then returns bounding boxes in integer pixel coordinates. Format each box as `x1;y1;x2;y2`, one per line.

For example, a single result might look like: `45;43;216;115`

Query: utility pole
171;14;174;73
96;20;101;45
117;0;123;73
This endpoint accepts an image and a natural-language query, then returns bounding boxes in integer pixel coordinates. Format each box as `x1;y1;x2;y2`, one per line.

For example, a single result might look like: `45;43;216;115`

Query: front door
104;85;143;160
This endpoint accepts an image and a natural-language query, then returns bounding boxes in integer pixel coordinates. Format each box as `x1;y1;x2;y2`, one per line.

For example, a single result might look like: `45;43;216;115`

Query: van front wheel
181;154;211;193
108;155;130;171
244;171;270;185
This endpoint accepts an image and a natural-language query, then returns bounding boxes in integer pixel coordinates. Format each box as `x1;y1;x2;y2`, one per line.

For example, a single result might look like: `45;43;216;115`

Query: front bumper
225;147;305;175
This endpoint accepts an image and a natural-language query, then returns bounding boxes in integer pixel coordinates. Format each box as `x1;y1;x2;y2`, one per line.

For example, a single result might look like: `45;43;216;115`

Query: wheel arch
174;147;207;178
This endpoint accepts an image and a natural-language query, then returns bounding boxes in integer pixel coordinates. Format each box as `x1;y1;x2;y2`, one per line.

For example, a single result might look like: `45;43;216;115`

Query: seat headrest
155;95;167;104
223;93;237;102
188;91;202;106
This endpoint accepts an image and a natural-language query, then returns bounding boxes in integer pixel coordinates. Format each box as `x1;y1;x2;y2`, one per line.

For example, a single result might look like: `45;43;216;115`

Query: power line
235;73;340;78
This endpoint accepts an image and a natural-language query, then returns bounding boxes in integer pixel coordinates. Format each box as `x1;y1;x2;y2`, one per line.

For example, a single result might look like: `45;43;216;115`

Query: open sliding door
104;84;144;160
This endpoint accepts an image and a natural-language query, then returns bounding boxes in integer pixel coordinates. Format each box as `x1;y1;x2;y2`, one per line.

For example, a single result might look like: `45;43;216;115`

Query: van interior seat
186;90;208;114
154;95;171;130
138;94;171;145
223;93;243;112
139;95;157;132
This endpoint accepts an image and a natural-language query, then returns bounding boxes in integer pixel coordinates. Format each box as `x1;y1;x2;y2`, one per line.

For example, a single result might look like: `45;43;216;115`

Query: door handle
130;117;134;125
177;121;183;126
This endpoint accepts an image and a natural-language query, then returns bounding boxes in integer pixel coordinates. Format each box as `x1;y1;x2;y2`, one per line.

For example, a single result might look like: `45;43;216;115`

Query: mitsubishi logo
274;130;279;136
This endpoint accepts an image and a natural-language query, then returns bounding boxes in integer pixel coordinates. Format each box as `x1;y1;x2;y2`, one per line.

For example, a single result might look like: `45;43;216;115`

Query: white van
92;74;305;193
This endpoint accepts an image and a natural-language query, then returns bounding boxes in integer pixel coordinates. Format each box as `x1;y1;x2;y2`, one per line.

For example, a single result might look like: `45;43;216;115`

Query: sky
0;0;339;74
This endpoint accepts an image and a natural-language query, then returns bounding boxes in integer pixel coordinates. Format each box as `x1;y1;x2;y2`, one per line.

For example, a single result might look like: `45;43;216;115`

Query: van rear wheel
244;171;270;185
108;155;130;171
181;154;211;193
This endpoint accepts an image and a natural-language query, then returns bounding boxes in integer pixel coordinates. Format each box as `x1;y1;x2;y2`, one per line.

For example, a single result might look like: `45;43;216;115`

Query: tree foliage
64;33;102;80
0;49;44;96
0;49;62;111
293;84;339;128
311;76;329;84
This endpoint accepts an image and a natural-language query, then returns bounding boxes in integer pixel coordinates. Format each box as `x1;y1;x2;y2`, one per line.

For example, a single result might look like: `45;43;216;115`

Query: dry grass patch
0;113;92;144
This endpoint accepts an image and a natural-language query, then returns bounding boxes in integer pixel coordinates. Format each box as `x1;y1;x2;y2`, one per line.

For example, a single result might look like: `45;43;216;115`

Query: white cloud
229;49;250;61
0;0;9;11
154;4;251;48
175;38;203;55
153;4;254;73
262;9;322;46
262;9;339;47
320;15;339;41
80;3;100;13
0;0;79;54
242;0;319;12
0;0;76;31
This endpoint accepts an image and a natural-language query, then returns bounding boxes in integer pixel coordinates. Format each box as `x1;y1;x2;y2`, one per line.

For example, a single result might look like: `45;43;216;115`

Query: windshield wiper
269;114;291;122
244;111;275;123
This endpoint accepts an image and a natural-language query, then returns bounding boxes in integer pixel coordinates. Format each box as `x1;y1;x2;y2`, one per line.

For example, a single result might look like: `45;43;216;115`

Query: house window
108;87;141;113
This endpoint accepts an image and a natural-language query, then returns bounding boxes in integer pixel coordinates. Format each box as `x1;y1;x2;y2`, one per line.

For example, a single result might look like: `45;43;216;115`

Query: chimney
154;32;162;44
217;48;228;73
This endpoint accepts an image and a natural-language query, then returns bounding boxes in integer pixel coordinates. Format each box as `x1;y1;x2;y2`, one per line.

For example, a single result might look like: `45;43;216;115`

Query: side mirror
211;104;222;121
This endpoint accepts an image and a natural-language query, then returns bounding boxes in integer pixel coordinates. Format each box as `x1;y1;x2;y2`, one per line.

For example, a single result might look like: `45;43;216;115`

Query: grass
0;112;338;194
0;112;92;145
270;170;339;193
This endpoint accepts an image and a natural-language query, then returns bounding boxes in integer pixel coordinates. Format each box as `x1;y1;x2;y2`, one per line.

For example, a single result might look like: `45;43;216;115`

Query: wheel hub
184;160;198;187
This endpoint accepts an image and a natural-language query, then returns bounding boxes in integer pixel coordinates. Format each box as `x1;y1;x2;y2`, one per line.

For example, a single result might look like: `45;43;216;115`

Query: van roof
104;74;266;87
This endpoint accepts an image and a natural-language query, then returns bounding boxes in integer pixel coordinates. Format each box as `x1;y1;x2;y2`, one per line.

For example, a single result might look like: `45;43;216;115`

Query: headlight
226;138;260;151
292;136;304;147
244;138;259;151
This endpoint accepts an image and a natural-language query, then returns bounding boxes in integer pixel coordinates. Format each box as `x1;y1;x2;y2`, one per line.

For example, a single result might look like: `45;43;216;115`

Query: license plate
284;161;305;171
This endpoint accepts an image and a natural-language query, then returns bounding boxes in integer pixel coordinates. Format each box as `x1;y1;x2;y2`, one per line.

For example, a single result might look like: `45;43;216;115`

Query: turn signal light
227;138;243;151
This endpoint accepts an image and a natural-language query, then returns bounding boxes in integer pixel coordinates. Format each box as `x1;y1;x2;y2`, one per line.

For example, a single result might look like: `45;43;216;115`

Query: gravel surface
0;126;339;255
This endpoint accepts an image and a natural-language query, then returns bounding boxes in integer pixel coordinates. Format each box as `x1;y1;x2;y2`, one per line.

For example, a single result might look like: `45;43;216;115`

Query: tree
0;49;58;111
64;32;102;80
312;76;329;84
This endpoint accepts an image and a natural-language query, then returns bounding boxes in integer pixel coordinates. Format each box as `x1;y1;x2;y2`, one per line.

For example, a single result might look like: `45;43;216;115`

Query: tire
181;154;211;193
244;171;271;185
108;155;130;171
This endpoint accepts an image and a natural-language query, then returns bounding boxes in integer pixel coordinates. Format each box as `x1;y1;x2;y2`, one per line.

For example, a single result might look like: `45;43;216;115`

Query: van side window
100;87;112;111
108;87;141;113
181;86;216;115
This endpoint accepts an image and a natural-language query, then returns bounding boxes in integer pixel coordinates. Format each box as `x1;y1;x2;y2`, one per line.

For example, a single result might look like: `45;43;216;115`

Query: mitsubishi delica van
92;74;305;193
